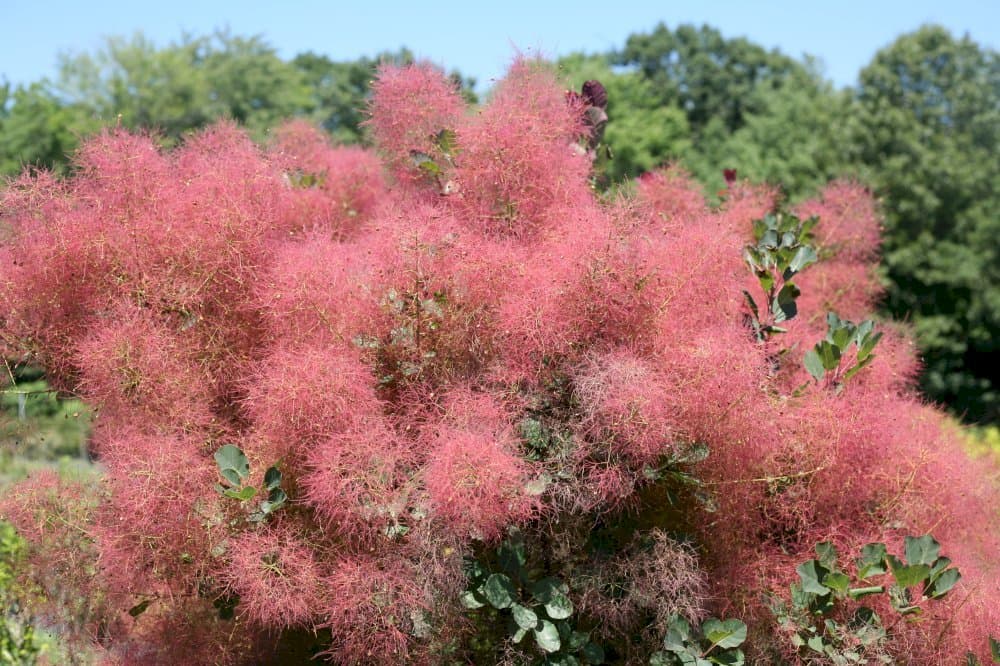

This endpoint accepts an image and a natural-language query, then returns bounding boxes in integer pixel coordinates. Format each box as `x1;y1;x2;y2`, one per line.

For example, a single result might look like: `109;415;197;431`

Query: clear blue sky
2;0;998;91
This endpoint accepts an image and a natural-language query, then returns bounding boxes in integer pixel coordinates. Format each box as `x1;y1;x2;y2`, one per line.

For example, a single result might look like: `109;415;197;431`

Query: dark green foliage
615;24;812;137
851;25;1000;422
0;35;475;176
770;537;960;662
649;615;747;665
213;445;287;522
463;529;605;664
743;211;819;341
803;313;883;388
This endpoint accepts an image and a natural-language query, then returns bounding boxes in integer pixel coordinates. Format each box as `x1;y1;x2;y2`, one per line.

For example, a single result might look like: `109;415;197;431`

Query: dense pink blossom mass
0;58;997;664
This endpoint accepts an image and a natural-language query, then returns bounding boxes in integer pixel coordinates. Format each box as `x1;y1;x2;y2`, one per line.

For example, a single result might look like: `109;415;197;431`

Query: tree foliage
0;33;477;177
851;25;1000;422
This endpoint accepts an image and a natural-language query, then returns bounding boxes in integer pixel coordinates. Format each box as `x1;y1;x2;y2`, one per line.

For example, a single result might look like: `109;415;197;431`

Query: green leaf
857;332;882;362
815;541;839;570
842;356;874;381
822;571;851;596
787;245;818;276
409;150;440;175
847;586;884;599
260;488;287;514
797;559;831;596
544;592;574;620
534;619;561;653
561;630;587;652
756;270;775;293
928;555;952;580
772;283;801;323
741;290;759;320
215;445;250;486
649;652;672;666
804;349;825;381
702;618;747;650
905;535;941;566
511;603;538;630
263;466;281;492
498;535;526;576
223;486;257;501
663;615;692;651
927;568;960;598
855;319;874;343
459;590;485;609
831;323;855;350
990;635;999;662
479;573;517;610
128;599;151;617
711;649;745;666
530;577;564;603
888;557;931;588
856;543;888;579
463;558;487;583
817;340;842;371
544;655;579;666
581;642;604;664
512;626;528;644
433;128;457;156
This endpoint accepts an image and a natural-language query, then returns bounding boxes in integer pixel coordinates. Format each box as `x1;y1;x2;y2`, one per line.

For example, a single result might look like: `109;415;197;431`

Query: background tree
558;53;691;183
851;25;1000;422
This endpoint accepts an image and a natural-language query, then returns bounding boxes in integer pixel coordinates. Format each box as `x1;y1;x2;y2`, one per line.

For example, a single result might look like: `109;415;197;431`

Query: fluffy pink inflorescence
636;165;707;223
243;345;382;464
366;62;466;182
74;304;216;434
222;528;322;629
450;57;591;236
301;416;413;541
422;388;539;540
322;556;429;666
574;349;685;465
269;120;386;237
0;56;997;665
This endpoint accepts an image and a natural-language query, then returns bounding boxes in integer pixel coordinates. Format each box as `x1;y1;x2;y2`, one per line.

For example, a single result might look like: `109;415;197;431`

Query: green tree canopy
557;53;691;182
851;25;1000;422
614;23;815;136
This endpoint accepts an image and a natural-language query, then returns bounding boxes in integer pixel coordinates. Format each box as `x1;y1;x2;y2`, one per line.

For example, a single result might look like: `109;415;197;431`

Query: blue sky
2;0;998;91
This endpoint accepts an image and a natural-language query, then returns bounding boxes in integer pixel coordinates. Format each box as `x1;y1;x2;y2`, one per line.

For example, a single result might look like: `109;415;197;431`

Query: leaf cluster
213;445;287;523
649;615;747;666
803;313;883;388
742;211;819;341
462;530;604;665
771;537;961;663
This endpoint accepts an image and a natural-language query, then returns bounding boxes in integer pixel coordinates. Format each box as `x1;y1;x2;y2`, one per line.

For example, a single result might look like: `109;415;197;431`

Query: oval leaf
544;592;574;620
534;619;561;653
459;590;484;609
511;603;538;630
702;618;747;649
215;445;250;485
479;573;516;610
263;466;282;491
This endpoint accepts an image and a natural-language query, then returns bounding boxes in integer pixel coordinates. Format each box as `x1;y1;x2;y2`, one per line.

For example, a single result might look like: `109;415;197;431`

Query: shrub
0;57;997;664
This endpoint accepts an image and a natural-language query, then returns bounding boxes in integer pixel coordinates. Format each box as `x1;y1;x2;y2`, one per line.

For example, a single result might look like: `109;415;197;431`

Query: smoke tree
0;58;997;664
